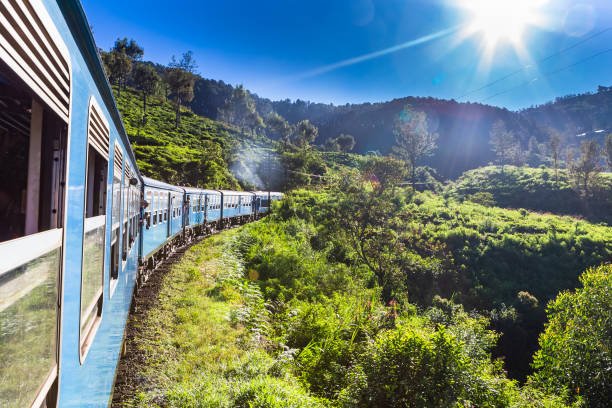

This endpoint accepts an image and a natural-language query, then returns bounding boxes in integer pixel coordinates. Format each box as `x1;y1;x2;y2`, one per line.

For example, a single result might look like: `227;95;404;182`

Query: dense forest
103;38;611;407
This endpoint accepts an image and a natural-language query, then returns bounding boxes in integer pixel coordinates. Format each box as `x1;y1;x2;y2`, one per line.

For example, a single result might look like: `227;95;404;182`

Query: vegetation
531;264;611;408
114;86;243;188
103;37;612;408
391;106;438;185
119;189;607;407
447;165;612;224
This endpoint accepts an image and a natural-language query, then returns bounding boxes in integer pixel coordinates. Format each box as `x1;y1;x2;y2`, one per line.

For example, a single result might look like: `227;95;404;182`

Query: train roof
218;190;255;196
58;0;141;181
182;187;221;195
252;191;283;196
142;176;184;192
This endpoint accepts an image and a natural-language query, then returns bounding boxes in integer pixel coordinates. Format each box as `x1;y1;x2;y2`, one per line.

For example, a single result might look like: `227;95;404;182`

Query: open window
0;0;70;405
122;163;130;261
110;144;122;288
80;98;110;361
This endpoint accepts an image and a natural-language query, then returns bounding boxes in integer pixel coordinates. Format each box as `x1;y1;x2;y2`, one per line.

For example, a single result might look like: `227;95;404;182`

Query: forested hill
190;76;611;178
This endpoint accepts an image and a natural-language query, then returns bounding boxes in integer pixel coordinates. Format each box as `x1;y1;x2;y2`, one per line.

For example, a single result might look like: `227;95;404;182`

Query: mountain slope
115;87;272;189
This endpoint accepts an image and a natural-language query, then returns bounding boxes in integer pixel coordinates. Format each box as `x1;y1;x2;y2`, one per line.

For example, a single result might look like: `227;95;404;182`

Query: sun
456;0;548;48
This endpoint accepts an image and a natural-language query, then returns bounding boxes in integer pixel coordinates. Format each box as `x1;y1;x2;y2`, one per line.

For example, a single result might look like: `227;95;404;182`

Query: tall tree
132;63;160;123
605;133;612;170
219;85;264;135
113;37;144;61
165;52;197;128
548;130;562;184
291;120;319;148
265;112;292;141
568;140;602;196
392;106;438;185
336;133;356;153
103;50;131;96
489;120;519;172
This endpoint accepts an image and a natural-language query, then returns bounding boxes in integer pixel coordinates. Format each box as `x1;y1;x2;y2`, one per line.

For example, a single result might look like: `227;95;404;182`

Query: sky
81;0;612;110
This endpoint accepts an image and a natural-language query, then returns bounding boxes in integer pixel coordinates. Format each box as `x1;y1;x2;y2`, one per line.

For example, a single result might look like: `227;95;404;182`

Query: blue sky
81;0;612;110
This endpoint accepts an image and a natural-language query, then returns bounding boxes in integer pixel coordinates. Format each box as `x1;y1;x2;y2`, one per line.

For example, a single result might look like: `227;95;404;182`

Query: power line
457;27;612;100
481;47;612;102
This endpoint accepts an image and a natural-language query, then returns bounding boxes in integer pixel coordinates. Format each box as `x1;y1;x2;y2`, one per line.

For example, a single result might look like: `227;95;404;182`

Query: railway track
110;238;193;406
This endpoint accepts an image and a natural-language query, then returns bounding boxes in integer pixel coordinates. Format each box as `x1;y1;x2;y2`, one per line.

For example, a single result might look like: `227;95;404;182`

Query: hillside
114;86;273;189
116;183;611;407
446;166;612;224
187;78;612;179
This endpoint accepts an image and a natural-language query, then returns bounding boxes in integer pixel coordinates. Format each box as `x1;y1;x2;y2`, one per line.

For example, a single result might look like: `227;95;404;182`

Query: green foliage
341;319;514;407
531;264;612;407
447;165;612;224
490;120;522;167
114;86;244;188
567;140;603;196
122;230;324;408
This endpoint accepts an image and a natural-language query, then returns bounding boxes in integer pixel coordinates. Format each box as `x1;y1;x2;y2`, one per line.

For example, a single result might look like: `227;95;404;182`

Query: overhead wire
481;47;612;102
457;27;612;100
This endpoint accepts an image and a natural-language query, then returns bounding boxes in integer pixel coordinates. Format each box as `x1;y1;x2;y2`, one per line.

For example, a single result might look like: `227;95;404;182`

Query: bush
531;264;612;407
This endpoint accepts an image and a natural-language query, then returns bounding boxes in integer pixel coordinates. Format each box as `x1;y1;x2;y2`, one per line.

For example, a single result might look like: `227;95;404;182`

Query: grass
121;228;323;407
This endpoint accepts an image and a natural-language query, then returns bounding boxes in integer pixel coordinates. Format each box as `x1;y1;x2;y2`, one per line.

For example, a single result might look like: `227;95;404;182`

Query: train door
0;2;71;405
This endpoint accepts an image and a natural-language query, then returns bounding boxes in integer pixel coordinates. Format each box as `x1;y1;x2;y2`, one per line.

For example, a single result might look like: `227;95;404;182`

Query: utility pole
266;149;271;208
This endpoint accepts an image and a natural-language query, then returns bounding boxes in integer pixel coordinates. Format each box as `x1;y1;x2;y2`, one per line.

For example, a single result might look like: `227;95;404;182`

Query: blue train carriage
141;176;186;269
252;191;284;216
182;187;222;236
219;190;256;226
0;0;143;406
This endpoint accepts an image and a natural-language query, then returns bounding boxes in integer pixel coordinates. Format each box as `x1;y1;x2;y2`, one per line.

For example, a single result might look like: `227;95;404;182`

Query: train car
252;191;284;216
0;1;283;407
141;176;185;264
219;190;255;225
182;187;222;235
0;0;143;406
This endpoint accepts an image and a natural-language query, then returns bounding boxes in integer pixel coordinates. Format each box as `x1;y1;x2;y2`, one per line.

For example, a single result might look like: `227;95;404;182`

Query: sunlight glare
458;0;547;47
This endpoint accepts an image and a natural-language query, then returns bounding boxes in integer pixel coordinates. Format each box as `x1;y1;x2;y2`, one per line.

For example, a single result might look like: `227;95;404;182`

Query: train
0;1;282;407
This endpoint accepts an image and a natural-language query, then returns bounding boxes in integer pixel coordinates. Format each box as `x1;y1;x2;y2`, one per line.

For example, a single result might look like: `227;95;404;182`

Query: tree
489;120;520;172
113;37;144;61
335;134;356;153
103;50;131;96
548;130;562;184
324;138;340;152
531;264;612;407
568;140;601;196
219;85;264;135
392;106;438;186
164;52;198;128
265;112;292;141
526;136;541;166
291;120;319;149
605;134;612;170
170;50;198;73
132;63;160;123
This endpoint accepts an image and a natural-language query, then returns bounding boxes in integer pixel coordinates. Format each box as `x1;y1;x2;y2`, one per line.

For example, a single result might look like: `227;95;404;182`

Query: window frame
79;97;110;363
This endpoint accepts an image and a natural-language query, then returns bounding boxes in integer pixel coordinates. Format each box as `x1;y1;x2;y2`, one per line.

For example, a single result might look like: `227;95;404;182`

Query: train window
80;99;110;361
145;191;152;228
0;19;69;404
110;144;122;284
122;164;129;261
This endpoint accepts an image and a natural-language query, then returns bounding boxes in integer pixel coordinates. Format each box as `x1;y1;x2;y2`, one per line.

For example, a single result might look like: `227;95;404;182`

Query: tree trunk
175;95;181;128
142;92;147;125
